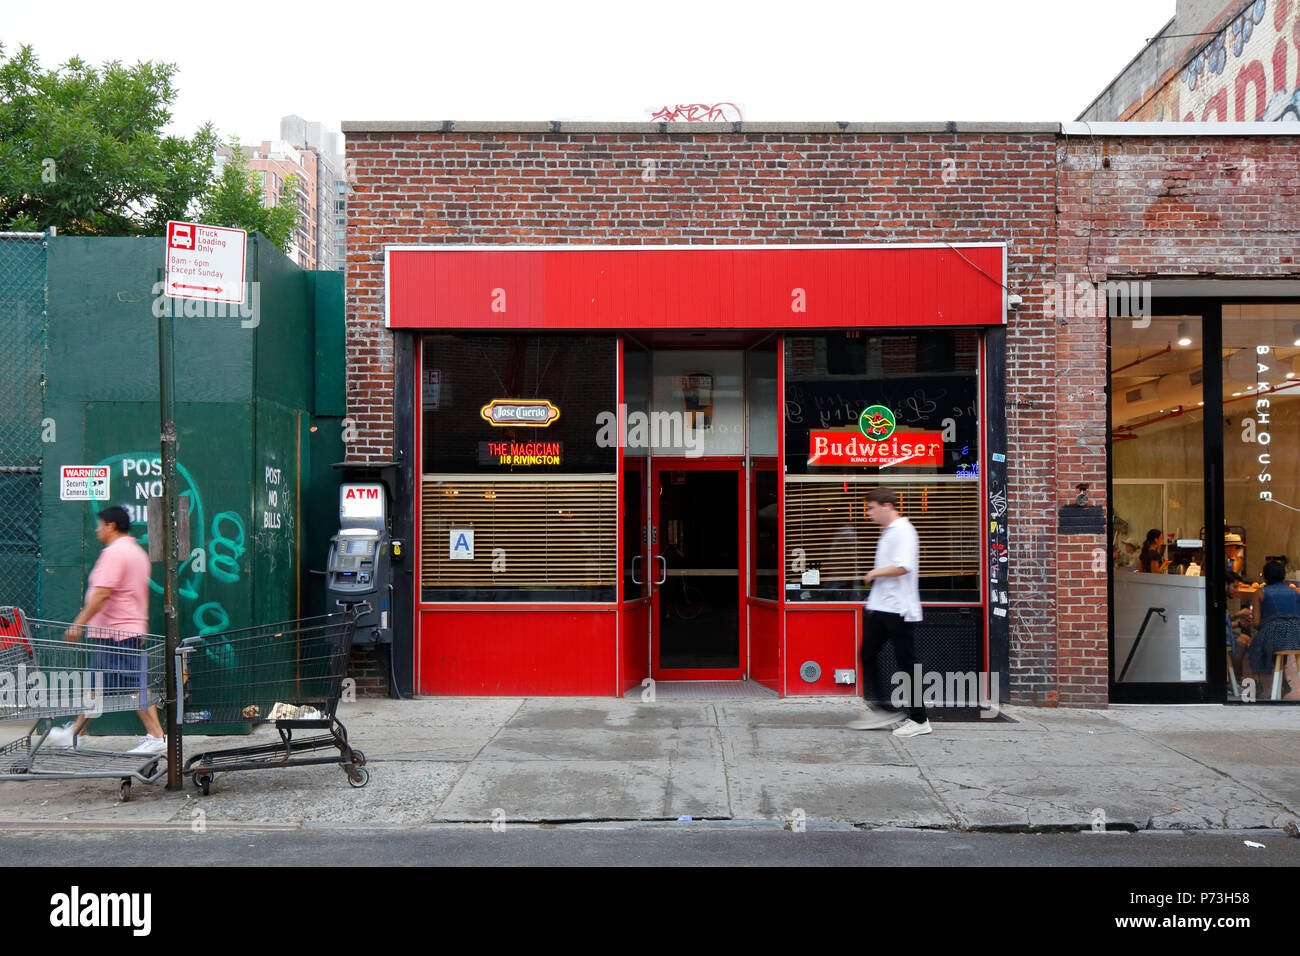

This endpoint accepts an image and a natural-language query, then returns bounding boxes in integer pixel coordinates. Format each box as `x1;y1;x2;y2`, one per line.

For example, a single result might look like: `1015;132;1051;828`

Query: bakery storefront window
783;331;982;602
421;334;617;602
1222;304;1300;702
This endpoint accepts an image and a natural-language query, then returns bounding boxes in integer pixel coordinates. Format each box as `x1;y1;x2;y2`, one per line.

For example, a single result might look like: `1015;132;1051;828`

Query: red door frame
620;454;652;691
650;457;746;681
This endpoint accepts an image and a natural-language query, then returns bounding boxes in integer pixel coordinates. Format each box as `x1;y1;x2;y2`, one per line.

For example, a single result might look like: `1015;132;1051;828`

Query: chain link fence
0;232;48;614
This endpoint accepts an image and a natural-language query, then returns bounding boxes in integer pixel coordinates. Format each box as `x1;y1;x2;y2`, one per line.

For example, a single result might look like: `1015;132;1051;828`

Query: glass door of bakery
1109;300;1300;704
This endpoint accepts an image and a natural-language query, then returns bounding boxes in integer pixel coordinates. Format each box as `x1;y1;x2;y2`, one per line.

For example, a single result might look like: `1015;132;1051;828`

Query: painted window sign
480;399;560;427
807;430;944;468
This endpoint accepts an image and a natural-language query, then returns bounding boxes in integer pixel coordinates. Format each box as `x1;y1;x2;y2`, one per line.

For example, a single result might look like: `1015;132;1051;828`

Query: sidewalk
0;698;1296;831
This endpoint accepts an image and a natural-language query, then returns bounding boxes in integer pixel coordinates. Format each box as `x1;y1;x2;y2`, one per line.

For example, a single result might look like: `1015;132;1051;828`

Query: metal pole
157;266;182;790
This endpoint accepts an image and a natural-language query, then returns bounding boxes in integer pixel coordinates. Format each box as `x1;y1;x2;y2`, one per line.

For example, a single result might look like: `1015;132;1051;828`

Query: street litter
1243;840;1266;848
181;605;369;795
265;702;324;721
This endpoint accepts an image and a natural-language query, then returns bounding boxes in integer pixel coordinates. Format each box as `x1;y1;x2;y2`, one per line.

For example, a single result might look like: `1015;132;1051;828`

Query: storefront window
782;331;981;602
420;334;617;601
650;351;745;457
1110;314;1208;685
751;468;778;600
749;343;779;600
1223;304;1300;701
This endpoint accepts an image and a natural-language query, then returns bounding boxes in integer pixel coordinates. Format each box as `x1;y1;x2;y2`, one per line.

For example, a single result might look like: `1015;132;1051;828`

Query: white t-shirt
865;515;922;622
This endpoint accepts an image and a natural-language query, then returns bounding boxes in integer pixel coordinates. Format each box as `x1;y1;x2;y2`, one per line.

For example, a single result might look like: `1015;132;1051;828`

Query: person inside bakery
1116;537;1141;570
1224;533;1246;576
1248;560;1300;700
1225;571;1254;680
1139;528;1171;574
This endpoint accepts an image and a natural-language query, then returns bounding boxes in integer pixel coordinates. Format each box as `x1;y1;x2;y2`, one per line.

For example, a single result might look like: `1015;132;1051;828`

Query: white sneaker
45;724;79;748
847;711;906;730
127;735;166;755
892;719;933;738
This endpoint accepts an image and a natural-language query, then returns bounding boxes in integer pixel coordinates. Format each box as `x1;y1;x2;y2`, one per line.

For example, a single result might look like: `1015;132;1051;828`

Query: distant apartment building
280;115;347;273
214;117;346;271
244;140;320;268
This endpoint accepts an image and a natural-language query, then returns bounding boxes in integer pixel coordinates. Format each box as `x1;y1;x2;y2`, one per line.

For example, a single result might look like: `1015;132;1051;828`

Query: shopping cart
181;605;368;794
0;607;168;802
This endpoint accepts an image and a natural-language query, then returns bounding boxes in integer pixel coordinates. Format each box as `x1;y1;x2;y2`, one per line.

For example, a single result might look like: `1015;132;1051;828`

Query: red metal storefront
394;244;1005;696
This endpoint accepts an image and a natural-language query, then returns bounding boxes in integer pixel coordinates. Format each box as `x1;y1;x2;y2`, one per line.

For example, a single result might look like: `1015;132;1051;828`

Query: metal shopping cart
0;607;168;802
181;605;368;794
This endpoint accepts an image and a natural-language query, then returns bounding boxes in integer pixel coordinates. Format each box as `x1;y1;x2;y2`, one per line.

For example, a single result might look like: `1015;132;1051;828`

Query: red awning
386;244;1005;330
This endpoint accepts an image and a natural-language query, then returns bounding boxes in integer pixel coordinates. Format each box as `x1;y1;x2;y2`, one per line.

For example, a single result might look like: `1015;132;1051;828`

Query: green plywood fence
30;235;344;735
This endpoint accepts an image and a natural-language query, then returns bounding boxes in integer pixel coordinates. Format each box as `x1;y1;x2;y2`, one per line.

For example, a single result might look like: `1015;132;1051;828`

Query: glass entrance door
651;463;744;679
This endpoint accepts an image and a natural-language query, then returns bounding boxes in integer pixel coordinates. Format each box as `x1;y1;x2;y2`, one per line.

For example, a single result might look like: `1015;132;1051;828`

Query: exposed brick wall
345;130;1063;703
348;646;389;698
1052;134;1300;705
346;128;1299;707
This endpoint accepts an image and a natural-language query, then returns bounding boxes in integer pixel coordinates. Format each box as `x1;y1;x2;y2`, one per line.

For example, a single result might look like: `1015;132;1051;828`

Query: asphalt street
2;825;1297;866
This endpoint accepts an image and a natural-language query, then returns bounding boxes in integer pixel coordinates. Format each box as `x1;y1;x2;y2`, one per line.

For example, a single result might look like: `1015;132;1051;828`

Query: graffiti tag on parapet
650;103;744;122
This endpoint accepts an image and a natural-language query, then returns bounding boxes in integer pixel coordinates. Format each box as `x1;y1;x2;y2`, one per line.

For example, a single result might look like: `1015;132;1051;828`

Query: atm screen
346;540;369;555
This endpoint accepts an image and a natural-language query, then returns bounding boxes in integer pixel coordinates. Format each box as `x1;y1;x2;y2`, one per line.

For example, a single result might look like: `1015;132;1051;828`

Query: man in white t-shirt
846;487;931;737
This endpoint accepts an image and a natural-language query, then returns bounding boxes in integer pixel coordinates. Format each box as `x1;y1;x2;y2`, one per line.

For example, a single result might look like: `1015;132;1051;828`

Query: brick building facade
340;120;1300;706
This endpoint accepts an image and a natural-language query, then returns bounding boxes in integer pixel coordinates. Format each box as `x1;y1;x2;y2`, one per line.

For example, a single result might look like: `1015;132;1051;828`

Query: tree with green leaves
198;141;300;256
0;43;218;235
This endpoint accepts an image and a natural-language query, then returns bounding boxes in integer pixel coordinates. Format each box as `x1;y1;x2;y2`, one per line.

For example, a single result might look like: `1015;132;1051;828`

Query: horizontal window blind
784;480;980;586
422;477;617;589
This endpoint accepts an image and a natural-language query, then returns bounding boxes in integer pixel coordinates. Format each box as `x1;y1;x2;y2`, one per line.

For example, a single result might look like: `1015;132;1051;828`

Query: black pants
861;610;927;722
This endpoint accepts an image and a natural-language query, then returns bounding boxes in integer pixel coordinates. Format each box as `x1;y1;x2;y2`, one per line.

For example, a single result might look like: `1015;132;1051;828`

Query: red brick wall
344;128;1059;704
1053;134;1300;705
348;646;389;698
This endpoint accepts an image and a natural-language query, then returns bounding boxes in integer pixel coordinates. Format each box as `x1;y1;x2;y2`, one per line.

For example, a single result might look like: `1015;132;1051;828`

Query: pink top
86;535;152;638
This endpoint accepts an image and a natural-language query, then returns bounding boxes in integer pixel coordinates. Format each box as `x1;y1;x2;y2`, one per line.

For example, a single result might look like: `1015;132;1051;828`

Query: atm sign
339;483;385;520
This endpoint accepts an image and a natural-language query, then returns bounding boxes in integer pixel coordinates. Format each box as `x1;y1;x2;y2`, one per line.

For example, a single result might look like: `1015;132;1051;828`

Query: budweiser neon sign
808;430;944;468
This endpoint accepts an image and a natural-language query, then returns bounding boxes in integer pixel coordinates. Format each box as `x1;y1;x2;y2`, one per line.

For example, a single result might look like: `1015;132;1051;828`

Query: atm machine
325;481;401;645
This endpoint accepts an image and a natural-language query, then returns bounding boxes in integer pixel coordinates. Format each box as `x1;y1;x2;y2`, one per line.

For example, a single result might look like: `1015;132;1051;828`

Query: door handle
631;554;643;585
653;554;668;585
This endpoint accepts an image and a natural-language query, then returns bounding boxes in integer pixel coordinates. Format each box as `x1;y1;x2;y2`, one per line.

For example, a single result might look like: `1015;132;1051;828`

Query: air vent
800;660;821;683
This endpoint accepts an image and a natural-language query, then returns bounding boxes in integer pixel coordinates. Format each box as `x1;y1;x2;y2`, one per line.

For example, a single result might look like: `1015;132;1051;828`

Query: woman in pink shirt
46;506;166;754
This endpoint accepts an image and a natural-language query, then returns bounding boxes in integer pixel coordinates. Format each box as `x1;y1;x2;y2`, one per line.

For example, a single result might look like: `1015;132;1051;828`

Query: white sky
3;0;1176;146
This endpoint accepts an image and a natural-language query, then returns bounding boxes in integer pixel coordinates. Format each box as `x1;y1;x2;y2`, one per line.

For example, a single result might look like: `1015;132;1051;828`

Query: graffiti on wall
1136;0;1300;121
89;453;246;638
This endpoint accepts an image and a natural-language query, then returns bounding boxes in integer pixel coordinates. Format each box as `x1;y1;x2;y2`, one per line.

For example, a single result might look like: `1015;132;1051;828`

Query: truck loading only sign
165;220;247;303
